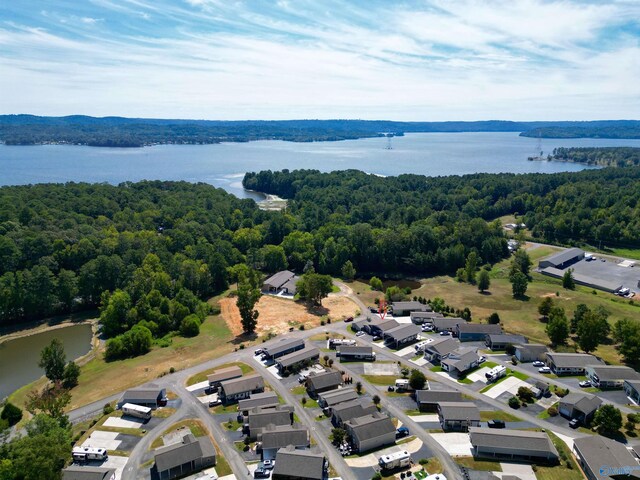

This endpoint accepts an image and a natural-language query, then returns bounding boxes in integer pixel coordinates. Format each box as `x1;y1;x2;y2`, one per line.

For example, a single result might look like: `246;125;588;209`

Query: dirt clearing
220;294;358;336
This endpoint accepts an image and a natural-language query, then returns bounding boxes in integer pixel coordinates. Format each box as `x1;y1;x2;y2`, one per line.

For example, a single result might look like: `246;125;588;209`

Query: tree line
547;147;640;167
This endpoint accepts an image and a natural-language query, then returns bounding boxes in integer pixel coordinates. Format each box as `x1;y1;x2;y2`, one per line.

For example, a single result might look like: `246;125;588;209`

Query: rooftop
337;346;373;356
486;334;527;344
154;434;208;472
264;338;305;357
259;424;309;450
574;436;640;479
425;337;458;355
122;385;164;401
540;248;584;266
238;391;280;411
62;466;116;480
318;388;358;406
276;346;320;368
306;370;343;391
384;323;421;340
457;323;502;335
392;301;431;311
344;413;396;442
561;393;603;413
273;447;325;480
221;374;264;396
469;428;558;457
588;365;640;382
546;352;604;368
415;390;463;404
437;402;481;421
207;365;243;384
264;270;295;288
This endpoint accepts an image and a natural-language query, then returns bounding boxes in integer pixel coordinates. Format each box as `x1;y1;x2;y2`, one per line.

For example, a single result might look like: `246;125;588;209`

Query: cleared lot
429;433;473;457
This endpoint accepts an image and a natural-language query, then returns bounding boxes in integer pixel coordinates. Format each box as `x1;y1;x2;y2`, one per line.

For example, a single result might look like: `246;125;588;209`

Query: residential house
514;344;548;363
152;433;216;480
246;405;294;439
337;346;375;362
363;318;400;336
469;428;559;462
272;446;326;480
207;366;243;387
118;385;166;409
423;337;458;364
558;393;602;424
432;317;465;333
263;339;306;361
331;399;378;427
573;436;640;480
238;391;280;415
585;365;640;390
391;301;431;316
545;353;604;375
344;413;396;453
441;347;480;376
437;402;481;432
531;380;550;399
456;323;502;342
306;371;343;396
62;467;116;480
415;390;463;412
276;347;320;373
624;380;640;404
383;324;421;348
410;311;443;325
219;374;265;404
317;388;358;410
262;270;300;295
351;319;369;332
257;424;309;460
485;334;527;351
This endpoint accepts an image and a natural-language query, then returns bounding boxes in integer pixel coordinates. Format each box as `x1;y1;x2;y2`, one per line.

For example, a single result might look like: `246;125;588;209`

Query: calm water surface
0;323;93;400
3;132;640;198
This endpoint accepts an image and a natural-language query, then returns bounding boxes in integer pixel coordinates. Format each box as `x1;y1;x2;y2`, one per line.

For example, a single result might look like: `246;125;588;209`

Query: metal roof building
272;447;326;480
538;248;585;269
469;428;558;462
62;467;116;480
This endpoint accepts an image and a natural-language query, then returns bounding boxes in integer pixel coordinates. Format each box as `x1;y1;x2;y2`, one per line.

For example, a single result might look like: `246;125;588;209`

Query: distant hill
1;115;639;146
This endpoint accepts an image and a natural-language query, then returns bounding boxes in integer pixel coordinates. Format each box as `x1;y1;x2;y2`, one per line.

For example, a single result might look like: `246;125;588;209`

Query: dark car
396;426;410;438
254;468;270;479
488;420;506;429
569;418;580;429
345;316;354;322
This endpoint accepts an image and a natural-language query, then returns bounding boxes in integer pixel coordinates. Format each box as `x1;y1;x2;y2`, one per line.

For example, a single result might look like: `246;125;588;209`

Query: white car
538;366;551;374
532;361;545;367
439;331;450;336
355;331;365;337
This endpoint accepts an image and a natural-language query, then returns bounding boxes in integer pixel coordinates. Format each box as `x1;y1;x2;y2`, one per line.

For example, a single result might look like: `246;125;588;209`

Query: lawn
291;385;306;395
479;411;522;422
535;432;584;480
361;374;398;386
302;398;319;408
455;457;502;471
186;361;254;387
480;370;529;393
537;403;559;420
150;419;207;449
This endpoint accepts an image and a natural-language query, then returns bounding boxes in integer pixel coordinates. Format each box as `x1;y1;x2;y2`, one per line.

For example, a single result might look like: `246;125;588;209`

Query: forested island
2;115;640;146
544;147;640;167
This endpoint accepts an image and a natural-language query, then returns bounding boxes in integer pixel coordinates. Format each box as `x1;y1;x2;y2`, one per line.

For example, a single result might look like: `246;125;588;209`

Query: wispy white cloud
0;0;638;119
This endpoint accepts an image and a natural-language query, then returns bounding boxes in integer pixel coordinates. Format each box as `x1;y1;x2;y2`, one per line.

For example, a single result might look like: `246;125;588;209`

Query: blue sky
0;0;638;120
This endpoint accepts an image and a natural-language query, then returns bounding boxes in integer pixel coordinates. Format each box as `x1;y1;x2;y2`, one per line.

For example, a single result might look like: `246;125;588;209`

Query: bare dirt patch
220;294;358;336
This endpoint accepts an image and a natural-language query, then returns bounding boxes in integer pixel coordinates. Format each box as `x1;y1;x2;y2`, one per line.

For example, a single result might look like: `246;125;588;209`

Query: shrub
169;367;175;374
320;320;325;326
1;403;23;426
103;403;114;416
547;406;558;417
419;458;429;465
508;396;521;409
239;344;245;350
299;325;305;331
180;314;201;337
372;474;382;480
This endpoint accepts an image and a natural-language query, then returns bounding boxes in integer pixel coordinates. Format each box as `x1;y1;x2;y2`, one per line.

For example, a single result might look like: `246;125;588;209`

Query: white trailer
485;365;507;382
395;379;410;391
378;450;411;470
328;339;357;350
72;446;108;462
122;402;152;420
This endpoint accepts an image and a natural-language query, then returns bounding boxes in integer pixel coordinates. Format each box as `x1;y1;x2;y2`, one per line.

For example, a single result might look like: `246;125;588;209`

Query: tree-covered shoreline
544;147;640;167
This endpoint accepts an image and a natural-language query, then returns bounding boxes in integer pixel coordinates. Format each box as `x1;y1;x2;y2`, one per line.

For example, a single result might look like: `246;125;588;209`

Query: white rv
378;450;411;470
395;379;410;391
122;402;152;420
485;365;507;382
72;446;108;462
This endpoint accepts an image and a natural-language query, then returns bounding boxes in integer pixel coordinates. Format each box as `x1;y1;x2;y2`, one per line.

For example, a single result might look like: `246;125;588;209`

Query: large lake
3;132;640;198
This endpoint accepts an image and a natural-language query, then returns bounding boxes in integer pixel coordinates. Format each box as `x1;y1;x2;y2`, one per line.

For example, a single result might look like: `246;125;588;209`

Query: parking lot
566;256;639;293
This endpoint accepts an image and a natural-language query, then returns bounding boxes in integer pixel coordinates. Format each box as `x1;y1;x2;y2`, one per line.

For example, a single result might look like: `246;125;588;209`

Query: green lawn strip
223;419;243;431
479;411;522;422
107;449;130;457
303;398;319;408
211;403;239;414
291;385;306;395
405;409;422;416
537;402;559;419
140;459;154;469
214;451;232;477
186;361;254;387
455;457;502;471
361;374;398;385
429;366;443;373
396;435;417;445
535;431;584;480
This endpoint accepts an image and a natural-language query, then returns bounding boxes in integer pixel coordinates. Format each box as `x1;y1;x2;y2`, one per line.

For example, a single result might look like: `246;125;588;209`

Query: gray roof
154;434;204;472
625;380;640;392
369;318;400;331
264;270;296;289
437;402;481;421
264;338;305;357
238;391;280;411
248;406;293;430
540;267;623;293
221;374;264;396
425;337;458;356
416;390;463;404
486;334;527;345
344;413;395;443
515;344;548;355
441;347;479;370
587;365;640;382
122;385;164;402
306;371;343;391
546;353;604;368
332;399;378;424
318;388;358;407
276;346;320;368
540;248;584;267
574;436;640;480
281;276;300;293
207;366;243;384
385;323;421;341
411;311;442;319
561;393;602;414
259;424;309;450
469;428;558;458
62;467;116;480
273;447;325;480
338;346;373;356
535;380;550;390
432;317;465;330
457;323;502;335
392;301;431;312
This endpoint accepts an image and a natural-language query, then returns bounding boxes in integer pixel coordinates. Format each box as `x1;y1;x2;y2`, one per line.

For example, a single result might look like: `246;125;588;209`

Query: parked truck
72;446;108;463
378;450;411;470
485;365;507;383
122;402;152;420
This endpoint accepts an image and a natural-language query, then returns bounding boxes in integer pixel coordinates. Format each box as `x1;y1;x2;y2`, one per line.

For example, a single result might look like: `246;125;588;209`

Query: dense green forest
546;147;640;167
2;115;640;146
521;124;640;139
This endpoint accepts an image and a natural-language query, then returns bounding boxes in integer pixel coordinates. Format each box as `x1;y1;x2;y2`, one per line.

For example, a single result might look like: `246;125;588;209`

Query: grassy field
479;410;522;422
361;374;398;385
186;361;254;387
9;301;237;411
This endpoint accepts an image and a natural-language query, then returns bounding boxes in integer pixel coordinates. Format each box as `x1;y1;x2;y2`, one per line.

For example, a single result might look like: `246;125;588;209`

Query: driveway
429;433;473;457
483;377;530;400
499;463;536;480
